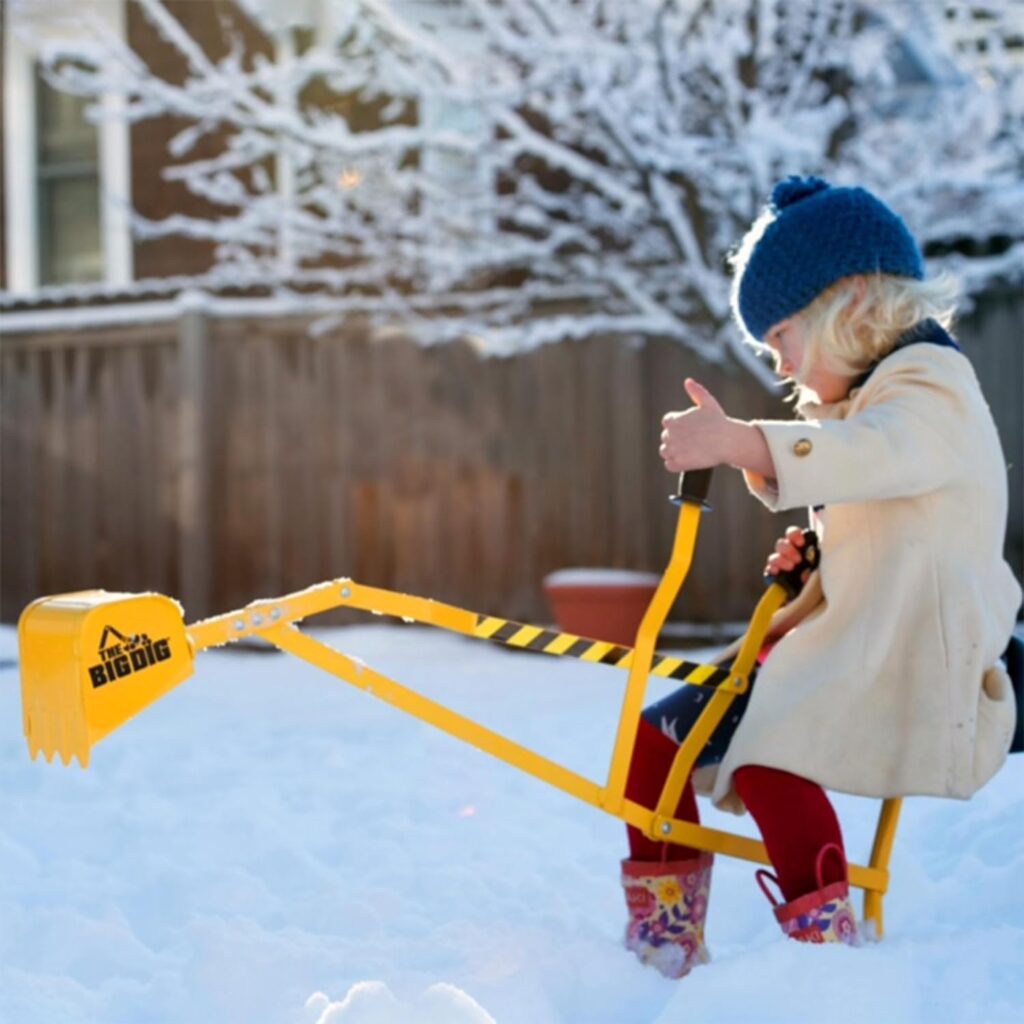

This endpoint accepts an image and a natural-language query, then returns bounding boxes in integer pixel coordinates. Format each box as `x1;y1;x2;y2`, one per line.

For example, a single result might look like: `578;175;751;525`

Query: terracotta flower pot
543;569;661;647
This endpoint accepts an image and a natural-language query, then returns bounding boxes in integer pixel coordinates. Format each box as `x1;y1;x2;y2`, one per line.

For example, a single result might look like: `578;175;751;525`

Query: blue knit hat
733;176;924;341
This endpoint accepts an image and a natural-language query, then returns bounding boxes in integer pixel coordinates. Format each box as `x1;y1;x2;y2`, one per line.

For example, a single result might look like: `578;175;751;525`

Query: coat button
792;438;813;457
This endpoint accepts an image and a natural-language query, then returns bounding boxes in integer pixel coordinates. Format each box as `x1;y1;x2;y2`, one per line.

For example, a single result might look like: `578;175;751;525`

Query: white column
99;0;134;287
3;25;39;293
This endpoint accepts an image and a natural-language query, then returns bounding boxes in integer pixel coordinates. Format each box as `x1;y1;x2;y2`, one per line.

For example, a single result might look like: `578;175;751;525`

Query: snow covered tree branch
17;0;1024;378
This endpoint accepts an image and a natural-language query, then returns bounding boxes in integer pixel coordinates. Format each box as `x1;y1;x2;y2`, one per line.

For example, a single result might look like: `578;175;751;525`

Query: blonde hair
746;271;960;400
799;272;959;379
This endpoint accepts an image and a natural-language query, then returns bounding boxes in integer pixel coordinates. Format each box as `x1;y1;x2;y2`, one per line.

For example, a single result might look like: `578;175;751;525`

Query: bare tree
21;0;1024;378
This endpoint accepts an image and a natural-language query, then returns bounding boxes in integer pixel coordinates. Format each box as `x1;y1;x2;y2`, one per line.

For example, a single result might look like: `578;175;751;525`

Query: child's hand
659;379;730;472
764;526;811;584
660;379;778;480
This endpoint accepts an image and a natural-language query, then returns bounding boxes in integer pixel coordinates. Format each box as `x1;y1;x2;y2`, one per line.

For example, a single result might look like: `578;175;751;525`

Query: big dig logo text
88;626;172;689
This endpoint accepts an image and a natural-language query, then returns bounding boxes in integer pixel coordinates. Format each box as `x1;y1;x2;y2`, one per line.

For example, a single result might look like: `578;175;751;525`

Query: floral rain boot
620;853;713;978
756;842;859;945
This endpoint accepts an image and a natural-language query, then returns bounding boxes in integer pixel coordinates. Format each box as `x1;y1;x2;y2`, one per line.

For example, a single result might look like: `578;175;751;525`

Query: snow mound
305;981;495;1023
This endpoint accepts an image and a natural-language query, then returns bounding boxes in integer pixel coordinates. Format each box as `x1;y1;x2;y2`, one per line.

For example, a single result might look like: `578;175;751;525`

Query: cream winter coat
704;340;1022;815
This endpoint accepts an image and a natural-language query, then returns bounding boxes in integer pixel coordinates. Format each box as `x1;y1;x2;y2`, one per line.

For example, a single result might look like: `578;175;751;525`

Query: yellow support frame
181;494;901;938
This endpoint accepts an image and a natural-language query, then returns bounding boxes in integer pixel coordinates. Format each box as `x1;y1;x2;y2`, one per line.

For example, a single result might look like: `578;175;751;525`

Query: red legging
625;718;845;901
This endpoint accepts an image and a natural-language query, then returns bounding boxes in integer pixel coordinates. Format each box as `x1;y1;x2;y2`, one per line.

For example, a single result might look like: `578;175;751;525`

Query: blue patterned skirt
641;669;757;768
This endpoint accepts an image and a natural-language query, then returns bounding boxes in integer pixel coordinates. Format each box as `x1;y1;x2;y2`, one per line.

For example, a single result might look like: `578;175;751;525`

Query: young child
620;175;1022;979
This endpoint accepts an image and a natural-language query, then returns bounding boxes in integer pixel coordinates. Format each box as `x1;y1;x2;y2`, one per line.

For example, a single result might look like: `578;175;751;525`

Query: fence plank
178;308;212;619
0;351;42;617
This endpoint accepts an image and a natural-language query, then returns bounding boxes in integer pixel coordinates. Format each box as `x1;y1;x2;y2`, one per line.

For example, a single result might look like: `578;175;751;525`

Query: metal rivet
233;620;245;631
661;822;672;836
341;586;352;598
251;614;263;626
270;608;282;621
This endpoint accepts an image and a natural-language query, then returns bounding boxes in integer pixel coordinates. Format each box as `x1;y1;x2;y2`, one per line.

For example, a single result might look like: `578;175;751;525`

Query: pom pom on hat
771;175;830;210
733;176;924;342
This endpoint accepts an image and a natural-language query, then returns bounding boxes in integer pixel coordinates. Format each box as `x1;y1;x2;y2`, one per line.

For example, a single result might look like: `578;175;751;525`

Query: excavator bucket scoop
18;591;195;767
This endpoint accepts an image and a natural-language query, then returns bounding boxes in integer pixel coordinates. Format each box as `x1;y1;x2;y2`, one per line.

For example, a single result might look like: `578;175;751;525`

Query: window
35;66;102;285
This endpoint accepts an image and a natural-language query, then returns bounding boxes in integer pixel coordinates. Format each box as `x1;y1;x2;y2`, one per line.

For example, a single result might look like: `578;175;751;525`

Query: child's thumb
684;378;723;413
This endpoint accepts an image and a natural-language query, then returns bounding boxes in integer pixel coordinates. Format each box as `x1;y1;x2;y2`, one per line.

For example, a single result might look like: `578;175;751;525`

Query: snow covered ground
1;619;1022;1024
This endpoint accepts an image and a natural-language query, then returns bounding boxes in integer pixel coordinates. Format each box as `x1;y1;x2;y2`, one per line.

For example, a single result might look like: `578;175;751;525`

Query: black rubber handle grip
763;528;820;599
670;469;713;509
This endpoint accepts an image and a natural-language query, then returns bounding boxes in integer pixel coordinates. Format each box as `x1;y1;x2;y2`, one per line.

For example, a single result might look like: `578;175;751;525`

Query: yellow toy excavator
17;469;902;936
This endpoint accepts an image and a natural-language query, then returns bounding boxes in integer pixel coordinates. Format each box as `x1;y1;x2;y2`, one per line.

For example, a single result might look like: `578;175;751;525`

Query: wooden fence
2;291;1021;631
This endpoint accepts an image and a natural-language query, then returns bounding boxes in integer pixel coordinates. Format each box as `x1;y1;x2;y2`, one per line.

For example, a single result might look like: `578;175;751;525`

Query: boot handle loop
757;844;848;908
815;842;849;890
755;868;784;907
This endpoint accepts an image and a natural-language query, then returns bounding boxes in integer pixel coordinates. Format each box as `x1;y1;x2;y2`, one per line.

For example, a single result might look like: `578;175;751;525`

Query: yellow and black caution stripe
473;616;729;687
